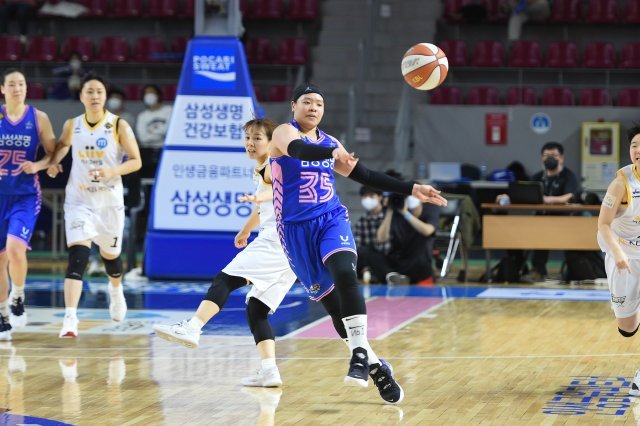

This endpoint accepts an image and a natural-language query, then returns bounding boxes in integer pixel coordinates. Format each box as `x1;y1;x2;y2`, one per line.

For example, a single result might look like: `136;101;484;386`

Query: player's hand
614;252;631;272
411;184;448;207
16;161;39;174
90;168;113;181
47;164;63;178
239;193;261;205
331;145;352;161
234;231;250;248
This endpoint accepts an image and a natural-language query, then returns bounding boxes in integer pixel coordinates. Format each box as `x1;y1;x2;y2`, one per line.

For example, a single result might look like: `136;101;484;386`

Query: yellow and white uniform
63;111;125;256
222;159;298;313
598;164;640;317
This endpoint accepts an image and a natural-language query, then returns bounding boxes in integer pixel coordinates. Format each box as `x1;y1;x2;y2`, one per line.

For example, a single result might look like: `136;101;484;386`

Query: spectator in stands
0;0;39;44
49;52;86;100
136;84;172;178
354;186;390;284
504;0;550;41
107;88;135;128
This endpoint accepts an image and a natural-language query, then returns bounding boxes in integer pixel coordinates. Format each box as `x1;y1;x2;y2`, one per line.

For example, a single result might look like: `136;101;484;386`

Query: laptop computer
508;181;544;204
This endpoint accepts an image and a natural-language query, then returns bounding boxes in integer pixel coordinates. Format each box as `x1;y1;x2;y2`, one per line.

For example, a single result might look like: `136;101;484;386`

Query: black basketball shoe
9;297;26;328
344;347;369;388
370;359;404;404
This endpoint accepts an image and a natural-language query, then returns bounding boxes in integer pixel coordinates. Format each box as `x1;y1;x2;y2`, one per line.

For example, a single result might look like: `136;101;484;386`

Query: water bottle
480;165;488;180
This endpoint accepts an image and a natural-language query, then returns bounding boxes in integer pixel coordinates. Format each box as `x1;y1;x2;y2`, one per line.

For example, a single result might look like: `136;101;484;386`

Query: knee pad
246;297;274;344
204;272;247;307
65;245;91;280
619;324;640;337
101;255;123;279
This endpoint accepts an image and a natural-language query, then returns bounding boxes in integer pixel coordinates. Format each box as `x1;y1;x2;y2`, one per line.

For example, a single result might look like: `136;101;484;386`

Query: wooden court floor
1;297;639;425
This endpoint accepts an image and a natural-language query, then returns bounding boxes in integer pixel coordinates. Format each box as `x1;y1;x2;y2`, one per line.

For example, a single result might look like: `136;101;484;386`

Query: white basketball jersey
598;164;640;258
65;112;124;209
254;159;276;233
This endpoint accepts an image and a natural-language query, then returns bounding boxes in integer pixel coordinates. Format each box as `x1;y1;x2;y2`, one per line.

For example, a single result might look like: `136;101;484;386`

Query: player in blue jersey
0;69;57;338
270;84;447;404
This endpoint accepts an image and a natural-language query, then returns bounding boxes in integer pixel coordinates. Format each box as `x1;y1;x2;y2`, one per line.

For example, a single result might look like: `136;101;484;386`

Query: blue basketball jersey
270;121;342;224
0;105;41;195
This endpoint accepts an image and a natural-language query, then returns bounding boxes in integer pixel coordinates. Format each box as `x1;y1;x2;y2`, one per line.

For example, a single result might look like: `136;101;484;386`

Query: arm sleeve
348;162;414;195
287;139;335;161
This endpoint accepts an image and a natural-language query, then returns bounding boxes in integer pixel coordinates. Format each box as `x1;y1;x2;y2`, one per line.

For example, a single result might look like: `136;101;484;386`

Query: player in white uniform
153;118;298;387
47;75;141;338
597;125;640;395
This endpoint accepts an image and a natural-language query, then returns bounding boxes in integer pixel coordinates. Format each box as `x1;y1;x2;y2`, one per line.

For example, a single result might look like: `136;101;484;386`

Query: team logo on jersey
611;295;626;306
309;284;320;294
19;226;29;239
95;138;108;149
340;235;350;246
78;145;104;159
25;121;33;130
191;45;236;89
105;122;112;129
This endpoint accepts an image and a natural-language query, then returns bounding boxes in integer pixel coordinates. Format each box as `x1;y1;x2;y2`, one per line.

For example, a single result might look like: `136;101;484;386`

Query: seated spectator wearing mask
354;186;390;284
136;84;172;178
106;88;135;127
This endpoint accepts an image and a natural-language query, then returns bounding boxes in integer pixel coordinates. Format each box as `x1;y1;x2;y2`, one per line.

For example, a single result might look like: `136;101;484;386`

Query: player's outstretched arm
598;174;630;272
270;124;349;161
346;161;448;207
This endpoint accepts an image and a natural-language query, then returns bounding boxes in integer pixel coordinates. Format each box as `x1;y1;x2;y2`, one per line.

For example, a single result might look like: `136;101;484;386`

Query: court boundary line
374;297;452;340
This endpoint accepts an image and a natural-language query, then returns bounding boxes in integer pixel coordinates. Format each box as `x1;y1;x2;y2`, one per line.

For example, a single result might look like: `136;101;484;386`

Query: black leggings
246;297;274;344
203;272;247;307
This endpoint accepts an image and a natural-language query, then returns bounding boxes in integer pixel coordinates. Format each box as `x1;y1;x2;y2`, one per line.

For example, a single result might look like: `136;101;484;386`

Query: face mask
143;93;158;107
361;197;379;211
543;157;559;170
69;59;82;71
407;196;421;210
106;97;122;111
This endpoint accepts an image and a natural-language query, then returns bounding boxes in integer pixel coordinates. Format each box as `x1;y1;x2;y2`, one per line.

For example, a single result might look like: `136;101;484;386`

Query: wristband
403;212;413;220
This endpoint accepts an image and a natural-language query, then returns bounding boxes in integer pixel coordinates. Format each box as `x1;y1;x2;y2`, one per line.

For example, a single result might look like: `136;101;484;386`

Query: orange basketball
401;43;449;91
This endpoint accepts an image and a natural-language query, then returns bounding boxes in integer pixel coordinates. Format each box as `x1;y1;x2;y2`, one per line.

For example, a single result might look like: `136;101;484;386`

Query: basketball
401;43;449;91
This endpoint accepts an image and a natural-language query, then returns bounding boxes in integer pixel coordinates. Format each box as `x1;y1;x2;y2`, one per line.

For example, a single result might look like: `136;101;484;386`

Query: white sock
0;301;8;317
188;317;204;331
108;283;124;297
341;314;380;365
261;358;277;369
10;285;24;301
65;307;77;318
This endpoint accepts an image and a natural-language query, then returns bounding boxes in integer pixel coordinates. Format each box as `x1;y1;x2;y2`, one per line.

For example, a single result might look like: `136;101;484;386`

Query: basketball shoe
59;315;79;338
0;315;12;341
370;359;404;404
9;297;27;328
630;369;640;396
109;286;127;322
344;347;369;387
153;320;200;348
240;366;283;387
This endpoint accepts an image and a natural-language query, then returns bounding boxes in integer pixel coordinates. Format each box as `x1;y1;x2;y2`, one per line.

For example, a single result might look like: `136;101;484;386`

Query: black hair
1;68;25;85
142;84;163;101
540;141;564;155
627;124;640;144
242;118;278;140
80;73;108;92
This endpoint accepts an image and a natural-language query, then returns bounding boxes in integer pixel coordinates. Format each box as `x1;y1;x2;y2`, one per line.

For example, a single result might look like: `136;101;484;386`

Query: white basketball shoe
59;316;79;338
153;320;201;348
630;369;640;396
109;287;127;322
240;366;283;387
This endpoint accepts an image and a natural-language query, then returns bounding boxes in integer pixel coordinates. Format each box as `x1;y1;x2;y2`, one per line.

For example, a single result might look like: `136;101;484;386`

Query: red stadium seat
586;0;618;23
443;0;465;21
620;43;640;68
287;0;319;19
545;41;579;68
624;0;640;23
276;38;308;65
579;88;611;106
61;36;94;61
429;86;463;105
471;40;505;67
0;36;23;61
542;87;575;106
505;87;538;105
133;37;166;62
77;0;108;16
467;87;500;105
617;88;640;106
162;84;177;101
549;0;582;22
253;85;266;102
438;40;468;66
247;0;284;19
508;40;542;67
110;0;142;17
124;84;144;101
583;42;616;68
27;82;45;100
97;36;129;62
268;85;290;102
178;0;194;17
170;36;188;62
25;36;58;62
244;38;272;64
146;0;177;16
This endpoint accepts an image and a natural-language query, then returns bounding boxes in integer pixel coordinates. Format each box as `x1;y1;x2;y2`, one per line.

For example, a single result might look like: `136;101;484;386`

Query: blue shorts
279;205;357;301
0;193;41;251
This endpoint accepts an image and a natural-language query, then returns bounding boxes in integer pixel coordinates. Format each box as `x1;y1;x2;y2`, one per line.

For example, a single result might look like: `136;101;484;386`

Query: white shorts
222;228;297;313
64;204;125;256
605;253;640;318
